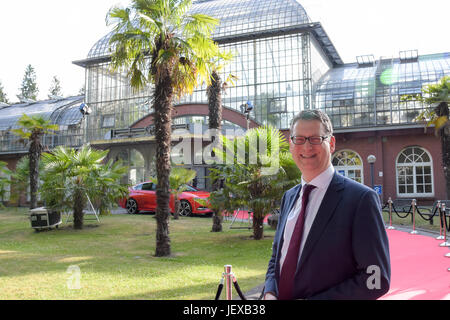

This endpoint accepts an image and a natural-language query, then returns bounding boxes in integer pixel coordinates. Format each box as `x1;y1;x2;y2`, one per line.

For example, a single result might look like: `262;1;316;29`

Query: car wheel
126;199;139;214
178;200;192;217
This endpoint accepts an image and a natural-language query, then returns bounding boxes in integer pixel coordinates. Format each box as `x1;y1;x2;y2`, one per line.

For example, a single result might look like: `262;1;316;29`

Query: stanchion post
387;197;395;230
410;199;418;235
440;203;450;247
224;265;233;300
437;201;445;240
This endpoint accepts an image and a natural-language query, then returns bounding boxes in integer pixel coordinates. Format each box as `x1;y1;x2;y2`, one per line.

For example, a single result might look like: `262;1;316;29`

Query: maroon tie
278;184;316;300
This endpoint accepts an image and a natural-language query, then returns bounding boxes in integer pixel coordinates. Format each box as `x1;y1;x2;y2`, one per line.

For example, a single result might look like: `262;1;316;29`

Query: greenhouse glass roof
0;96;84;131
316;53;450;98
86;0;312;60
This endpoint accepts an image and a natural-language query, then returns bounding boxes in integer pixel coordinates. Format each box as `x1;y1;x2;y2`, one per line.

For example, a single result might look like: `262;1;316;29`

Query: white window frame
396;146;434;197
332;149;364;184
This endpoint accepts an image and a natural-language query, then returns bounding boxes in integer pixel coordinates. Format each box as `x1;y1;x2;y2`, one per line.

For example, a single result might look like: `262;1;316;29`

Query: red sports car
119;182;213;216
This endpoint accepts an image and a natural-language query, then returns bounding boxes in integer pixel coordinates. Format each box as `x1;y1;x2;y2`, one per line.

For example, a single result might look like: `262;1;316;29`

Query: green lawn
1;206;443;300
0;207;275;300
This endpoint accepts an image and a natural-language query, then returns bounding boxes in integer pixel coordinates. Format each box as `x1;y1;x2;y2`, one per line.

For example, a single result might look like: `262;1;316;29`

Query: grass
0;207;275;300
0;205;444;300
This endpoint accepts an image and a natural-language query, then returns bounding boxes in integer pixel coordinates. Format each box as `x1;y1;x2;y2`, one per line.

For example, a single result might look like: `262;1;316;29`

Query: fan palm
213;125;301;240
207;60;236;232
10;156;45;206
169;166;196;219
107;0;222;256
40;145;129;229
0;161;11;207
402;76;450;196
11;114;58;209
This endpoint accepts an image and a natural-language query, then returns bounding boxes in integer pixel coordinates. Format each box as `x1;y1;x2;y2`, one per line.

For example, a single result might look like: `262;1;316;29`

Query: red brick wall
334;128;445;204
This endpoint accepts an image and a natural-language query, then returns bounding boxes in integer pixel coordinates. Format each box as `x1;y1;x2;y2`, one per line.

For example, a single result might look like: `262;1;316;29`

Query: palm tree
40;145;129;229
0;161;12;207
10;156;44;207
107;0;221;256
96;158;130;216
207;63;235;232
402;76;450;197
11;114;58;209
213;125;301;240
169;167;196;219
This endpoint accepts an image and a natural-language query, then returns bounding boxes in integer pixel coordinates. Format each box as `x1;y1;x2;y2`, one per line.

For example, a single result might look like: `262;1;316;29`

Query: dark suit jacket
265;172;391;300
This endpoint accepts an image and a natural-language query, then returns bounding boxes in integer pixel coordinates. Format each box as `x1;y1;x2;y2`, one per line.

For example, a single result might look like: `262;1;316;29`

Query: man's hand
264;292;277;300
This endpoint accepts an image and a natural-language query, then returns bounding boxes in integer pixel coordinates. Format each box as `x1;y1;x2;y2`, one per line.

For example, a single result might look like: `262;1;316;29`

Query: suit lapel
297;172;345;269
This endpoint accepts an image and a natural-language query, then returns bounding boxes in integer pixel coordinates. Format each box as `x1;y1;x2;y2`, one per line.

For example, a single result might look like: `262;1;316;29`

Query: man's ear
329;135;336;153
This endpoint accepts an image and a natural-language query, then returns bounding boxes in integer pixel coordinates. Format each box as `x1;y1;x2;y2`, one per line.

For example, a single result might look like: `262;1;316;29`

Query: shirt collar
301;165;335;190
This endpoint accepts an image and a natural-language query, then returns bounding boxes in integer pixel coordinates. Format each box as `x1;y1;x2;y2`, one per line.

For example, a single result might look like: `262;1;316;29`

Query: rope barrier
214;265;247;300
443;206;450;232
440;203;450;247
383;198;440;222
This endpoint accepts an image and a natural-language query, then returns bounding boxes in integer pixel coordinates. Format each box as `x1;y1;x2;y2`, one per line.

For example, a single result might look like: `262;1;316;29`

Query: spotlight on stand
240;100;254;130
79;103;92;116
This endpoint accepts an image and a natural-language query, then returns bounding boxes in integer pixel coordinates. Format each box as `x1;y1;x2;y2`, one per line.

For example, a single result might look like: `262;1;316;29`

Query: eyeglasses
290;135;329;145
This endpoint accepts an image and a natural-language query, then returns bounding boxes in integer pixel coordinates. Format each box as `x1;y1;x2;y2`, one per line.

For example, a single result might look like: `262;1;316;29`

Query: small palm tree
96;158;130;216
213;125;301;240
203;165;237;232
0;161;12;208
169;167;196;219
207;58;236;232
11;114;58;209
40;145;129;229
10;156;44;206
402;76;450;196
107;0;222;256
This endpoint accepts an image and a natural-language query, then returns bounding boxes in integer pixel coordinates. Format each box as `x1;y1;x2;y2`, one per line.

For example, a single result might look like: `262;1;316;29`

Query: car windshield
184;185;199;192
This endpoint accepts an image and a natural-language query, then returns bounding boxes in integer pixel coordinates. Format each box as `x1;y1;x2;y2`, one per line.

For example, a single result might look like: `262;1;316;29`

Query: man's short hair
290;109;333;136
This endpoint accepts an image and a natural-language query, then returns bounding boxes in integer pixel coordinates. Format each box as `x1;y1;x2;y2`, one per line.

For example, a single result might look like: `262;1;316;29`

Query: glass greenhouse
73;0;340;141
1;0;449;190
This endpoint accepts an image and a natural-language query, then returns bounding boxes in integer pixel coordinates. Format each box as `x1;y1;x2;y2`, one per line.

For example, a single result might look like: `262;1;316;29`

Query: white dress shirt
280;165;335;271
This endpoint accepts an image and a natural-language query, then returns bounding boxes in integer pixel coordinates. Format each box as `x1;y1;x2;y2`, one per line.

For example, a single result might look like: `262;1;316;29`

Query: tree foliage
0;80;8;103
19;64;39;100
40;144;129;229
11;114;58;208
212;125;301;239
49;76;63;97
107;0;223;256
402;76;450;132
0;161;12;207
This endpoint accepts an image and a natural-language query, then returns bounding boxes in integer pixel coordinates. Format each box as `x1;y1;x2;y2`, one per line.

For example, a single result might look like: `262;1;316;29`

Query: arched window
332;150;363;183
396;146;433;196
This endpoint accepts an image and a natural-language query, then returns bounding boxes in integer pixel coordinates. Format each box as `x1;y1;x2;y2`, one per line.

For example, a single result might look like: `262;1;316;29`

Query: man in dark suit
264;110;390;300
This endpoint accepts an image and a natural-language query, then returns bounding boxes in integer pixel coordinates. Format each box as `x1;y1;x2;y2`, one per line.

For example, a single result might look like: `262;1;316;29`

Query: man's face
289;119;335;182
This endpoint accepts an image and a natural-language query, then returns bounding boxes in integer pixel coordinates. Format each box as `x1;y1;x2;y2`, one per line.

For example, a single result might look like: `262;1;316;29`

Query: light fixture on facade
79;103;92;116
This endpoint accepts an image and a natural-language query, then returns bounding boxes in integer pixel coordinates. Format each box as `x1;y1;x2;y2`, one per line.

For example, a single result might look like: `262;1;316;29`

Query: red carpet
379;229;450;300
